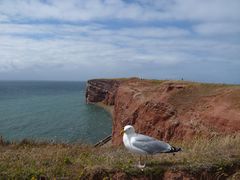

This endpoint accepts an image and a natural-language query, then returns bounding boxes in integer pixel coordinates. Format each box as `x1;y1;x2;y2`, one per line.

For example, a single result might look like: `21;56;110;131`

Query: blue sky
0;0;240;83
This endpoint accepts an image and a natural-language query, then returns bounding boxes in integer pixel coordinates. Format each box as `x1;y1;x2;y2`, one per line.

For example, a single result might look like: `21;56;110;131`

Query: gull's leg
137;155;146;169
138;155;142;166
144;155;147;166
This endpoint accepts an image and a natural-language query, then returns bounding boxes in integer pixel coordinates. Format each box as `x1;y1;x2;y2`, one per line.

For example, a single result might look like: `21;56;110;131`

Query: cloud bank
0;0;239;83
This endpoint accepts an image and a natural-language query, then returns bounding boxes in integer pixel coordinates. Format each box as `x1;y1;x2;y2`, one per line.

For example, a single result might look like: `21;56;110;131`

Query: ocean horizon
0;81;112;144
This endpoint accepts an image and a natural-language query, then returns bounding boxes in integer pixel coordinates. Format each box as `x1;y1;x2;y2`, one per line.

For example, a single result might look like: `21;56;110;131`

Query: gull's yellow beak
120;129;125;135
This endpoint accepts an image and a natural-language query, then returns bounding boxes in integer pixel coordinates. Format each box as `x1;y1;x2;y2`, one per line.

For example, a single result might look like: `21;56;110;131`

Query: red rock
86;78;240;146
86;79;120;105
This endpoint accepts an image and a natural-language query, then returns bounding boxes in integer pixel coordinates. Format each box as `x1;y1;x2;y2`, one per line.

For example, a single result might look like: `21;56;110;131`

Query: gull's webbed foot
137;163;145;171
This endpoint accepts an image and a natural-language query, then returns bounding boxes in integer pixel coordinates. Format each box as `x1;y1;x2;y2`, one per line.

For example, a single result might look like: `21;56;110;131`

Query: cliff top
88;77;240;86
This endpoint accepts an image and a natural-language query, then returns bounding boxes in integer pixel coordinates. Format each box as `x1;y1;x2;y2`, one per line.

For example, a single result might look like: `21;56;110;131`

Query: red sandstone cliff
86;79;120;105
86;78;240;146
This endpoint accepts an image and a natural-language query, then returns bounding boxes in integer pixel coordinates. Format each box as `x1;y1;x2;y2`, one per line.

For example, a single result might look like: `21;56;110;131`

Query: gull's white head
123;125;135;135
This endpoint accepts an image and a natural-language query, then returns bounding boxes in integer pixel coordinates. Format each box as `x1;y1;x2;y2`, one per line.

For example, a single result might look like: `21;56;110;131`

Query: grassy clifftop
1;135;240;179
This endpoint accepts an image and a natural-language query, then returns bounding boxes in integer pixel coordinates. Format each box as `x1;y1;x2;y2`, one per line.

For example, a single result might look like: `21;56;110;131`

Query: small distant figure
122;125;181;169
181;78;184;81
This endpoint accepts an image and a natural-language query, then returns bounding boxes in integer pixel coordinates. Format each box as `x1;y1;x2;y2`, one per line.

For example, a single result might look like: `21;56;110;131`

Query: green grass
145;78;240;86
0;135;240;179
89;77;240;87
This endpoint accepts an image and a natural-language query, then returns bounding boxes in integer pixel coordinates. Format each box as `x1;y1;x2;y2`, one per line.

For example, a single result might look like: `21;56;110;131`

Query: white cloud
0;0;239;82
115;27;190;38
170;0;240;22
0;23;239;73
0;0;239;22
0;23;188;75
194;22;240;35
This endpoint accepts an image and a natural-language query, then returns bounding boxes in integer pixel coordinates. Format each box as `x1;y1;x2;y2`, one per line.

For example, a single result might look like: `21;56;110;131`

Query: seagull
122;125;181;169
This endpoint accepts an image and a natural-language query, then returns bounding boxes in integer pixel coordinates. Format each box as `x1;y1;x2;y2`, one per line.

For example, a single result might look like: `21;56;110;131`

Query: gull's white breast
123;133;147;155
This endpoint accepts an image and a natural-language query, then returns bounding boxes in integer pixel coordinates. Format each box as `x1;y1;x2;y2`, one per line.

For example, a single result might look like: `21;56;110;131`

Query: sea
0;81;112;144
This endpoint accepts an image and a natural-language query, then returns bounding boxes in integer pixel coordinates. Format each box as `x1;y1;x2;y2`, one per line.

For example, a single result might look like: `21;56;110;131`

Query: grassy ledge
0;135;240;179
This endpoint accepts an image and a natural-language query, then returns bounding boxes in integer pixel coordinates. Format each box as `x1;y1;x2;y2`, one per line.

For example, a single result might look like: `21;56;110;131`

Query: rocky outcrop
86;78;240;146
86;79;120;105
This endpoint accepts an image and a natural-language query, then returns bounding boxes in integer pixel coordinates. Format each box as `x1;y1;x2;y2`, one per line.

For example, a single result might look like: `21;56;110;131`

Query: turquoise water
0;81;112;144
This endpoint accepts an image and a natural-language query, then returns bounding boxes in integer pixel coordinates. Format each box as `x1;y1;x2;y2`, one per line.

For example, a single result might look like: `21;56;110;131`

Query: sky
0;0;240;83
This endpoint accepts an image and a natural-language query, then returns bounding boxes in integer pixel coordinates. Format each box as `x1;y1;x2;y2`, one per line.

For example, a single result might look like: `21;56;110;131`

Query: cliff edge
86;78;240;146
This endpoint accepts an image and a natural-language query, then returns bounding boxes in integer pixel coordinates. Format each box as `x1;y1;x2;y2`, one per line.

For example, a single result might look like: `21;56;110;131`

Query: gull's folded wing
131;134;171;154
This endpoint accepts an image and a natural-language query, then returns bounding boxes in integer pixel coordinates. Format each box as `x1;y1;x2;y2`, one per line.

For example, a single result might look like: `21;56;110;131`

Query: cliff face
86;78;240;146
86;79;120;105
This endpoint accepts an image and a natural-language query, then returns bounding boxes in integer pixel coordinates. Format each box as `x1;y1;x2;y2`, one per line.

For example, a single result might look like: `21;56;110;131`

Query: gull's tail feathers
165;146;182;153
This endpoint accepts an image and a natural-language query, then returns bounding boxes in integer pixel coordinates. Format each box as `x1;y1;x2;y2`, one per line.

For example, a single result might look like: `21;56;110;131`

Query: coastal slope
86;78;240;145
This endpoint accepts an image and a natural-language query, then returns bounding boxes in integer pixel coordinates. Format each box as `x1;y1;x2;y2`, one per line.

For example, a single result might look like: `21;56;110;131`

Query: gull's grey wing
132;134;171;154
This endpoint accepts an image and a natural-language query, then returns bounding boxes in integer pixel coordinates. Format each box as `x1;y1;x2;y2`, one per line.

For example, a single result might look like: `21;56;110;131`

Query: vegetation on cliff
1;135;240;179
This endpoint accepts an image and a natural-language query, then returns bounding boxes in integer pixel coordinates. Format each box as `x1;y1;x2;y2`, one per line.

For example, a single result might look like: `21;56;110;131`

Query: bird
122;125;181;169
